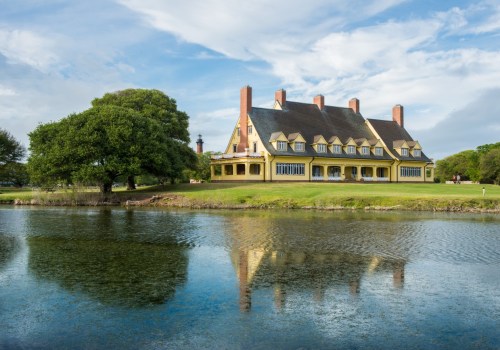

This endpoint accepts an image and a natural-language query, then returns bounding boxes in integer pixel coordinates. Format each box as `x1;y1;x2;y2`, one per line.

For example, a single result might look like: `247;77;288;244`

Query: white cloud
117;0;406;60
0;29;59;71
118;1;500;143
0;85;17;96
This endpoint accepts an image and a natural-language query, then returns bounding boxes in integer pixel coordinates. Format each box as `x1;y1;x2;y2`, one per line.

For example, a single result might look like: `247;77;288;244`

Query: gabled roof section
269;131;286;142
329;136;342;144
287;132;305;142
354;138;369;146
367;119;431;162
393;140;409;149
313;135;327;144
250;102;393;159
407;140;421;148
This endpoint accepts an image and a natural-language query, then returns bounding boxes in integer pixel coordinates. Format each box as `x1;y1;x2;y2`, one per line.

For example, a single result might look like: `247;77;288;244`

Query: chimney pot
392;105;404;128
349;98;360;113
314;95;324;110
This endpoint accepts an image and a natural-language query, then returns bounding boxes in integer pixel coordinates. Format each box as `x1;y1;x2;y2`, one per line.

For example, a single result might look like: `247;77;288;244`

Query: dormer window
347;145;356;154
317;144;327;153
401;148;409;156
414;149;421;157
332;145;341;154
361;146;370;155
248;125;253;134
375;147;383;156
295;142;305;152
277;141;287;151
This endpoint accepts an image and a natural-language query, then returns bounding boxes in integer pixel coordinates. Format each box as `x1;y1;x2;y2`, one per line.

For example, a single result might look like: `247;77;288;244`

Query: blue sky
1;0;499;160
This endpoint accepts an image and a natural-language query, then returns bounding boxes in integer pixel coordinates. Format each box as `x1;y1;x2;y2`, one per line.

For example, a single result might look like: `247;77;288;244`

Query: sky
1;0;499;161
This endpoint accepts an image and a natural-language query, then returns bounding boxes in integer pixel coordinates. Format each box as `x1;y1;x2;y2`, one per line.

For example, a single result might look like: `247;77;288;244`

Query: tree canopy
0;128;25;166
28;90;196;193
91;89;192;189
0;128;26;186
435;142;500;184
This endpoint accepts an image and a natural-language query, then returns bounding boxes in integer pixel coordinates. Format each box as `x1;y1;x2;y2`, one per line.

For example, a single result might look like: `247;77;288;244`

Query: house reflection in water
233;249;405;312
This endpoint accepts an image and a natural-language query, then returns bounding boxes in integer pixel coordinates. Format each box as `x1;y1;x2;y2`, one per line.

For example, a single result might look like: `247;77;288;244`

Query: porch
211;152;265;181
311;165;390;182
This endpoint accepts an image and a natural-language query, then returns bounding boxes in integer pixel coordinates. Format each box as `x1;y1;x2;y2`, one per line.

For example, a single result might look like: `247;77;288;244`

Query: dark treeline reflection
0;235;21;272
26;209;191;307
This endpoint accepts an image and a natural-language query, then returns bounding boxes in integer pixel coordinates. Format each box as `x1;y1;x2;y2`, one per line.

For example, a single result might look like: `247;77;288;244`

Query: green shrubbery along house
210;86;434;183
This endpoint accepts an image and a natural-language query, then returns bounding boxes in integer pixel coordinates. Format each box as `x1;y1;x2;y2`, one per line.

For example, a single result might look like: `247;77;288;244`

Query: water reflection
25;209;190;307
0;235;21;272
234;249;406;312
222;211;412;312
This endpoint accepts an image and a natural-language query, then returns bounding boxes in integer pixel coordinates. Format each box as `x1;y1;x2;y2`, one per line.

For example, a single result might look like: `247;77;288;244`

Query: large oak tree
28;90;196;194
91;89;191;189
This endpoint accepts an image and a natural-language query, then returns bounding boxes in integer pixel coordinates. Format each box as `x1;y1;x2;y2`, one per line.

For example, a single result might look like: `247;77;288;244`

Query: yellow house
211;86;434;182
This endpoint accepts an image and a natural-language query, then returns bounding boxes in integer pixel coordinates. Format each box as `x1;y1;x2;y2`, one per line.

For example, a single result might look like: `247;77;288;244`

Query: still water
0;207;499;349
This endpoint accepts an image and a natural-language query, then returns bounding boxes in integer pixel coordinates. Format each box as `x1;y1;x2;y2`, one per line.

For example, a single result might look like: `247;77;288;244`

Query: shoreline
3;194;499;214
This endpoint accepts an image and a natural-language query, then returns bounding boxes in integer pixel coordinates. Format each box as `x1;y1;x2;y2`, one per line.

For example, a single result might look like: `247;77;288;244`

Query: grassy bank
2;183;499;213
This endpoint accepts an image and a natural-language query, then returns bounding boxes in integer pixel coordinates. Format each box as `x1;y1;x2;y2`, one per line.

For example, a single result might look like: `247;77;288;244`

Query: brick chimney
392;105;404;128
238;86;252;152
314;95;324;110
275;89;286;107
196;134;203;154
349;98;360;113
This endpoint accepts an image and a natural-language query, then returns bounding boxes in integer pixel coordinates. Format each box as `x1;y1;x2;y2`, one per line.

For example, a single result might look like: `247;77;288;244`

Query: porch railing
312;176;324;181
212;152;262;160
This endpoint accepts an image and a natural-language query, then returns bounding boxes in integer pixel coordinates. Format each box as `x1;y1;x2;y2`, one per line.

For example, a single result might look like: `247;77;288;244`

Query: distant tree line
435;142;500;184
1;89;204;194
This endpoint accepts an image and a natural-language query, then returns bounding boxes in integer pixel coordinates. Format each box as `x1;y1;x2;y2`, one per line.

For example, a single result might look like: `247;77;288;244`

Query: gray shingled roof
367;119;432;162
249;101;393;160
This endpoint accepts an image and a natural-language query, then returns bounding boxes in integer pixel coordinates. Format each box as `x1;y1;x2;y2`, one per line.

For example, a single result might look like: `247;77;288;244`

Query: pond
0;207;499;349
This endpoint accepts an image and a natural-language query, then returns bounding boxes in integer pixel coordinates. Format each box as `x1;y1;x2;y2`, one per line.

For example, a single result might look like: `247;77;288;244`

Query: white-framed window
375;147;383;156
295;142;305;152
276;163;305;175
362;146;370;155
400;166;421;177
347;145;356;154
413;149;421;157
248;125;253;134
277;141;287;151
401;148;409;156
317;144;327;153
332;144;341;154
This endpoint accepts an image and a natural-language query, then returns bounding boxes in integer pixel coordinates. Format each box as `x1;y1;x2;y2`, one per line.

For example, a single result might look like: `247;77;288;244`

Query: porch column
210;165;215;178
373;166;377;181
340;165;346;180
356;166;362;181
323;165;328;181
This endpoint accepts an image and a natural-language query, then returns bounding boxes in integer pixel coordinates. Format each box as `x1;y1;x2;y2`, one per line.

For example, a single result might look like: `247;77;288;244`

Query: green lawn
157;182;499;209
2;183;499;211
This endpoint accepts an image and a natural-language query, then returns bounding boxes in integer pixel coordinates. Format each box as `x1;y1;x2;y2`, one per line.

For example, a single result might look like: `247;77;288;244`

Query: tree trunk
100;182;113;195
127;175;136;190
